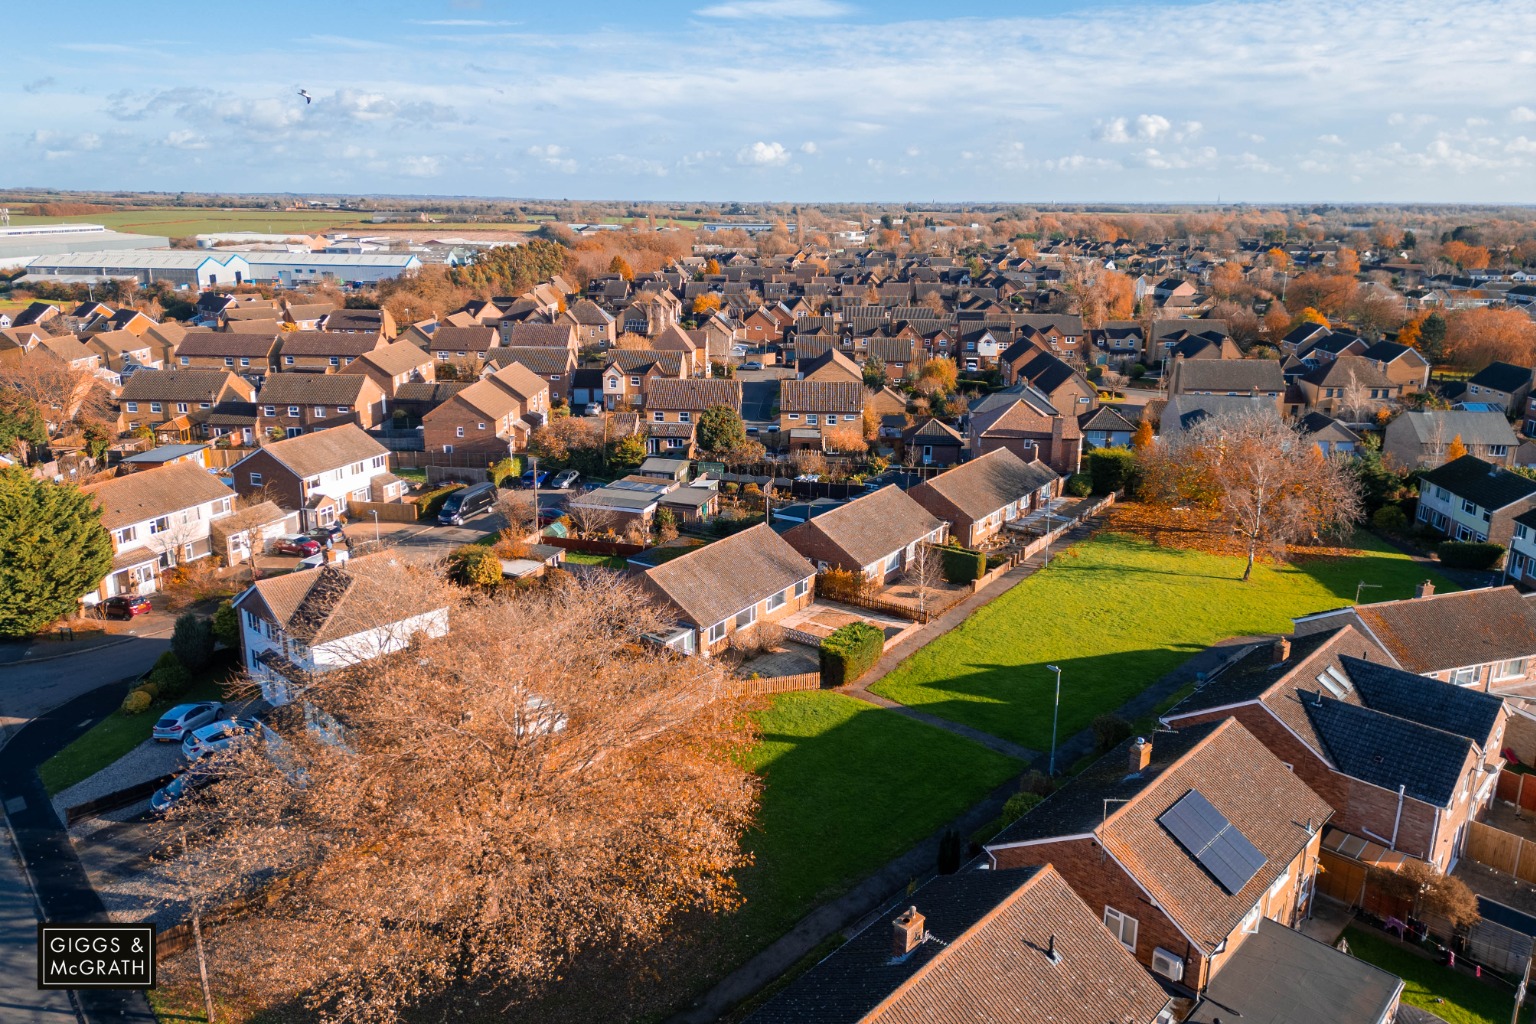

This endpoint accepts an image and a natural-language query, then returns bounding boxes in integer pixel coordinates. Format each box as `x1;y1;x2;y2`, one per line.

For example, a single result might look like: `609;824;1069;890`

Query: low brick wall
347;499;421;523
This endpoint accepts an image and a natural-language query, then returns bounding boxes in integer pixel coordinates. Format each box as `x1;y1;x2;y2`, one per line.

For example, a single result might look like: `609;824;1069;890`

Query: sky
4;0;1536;204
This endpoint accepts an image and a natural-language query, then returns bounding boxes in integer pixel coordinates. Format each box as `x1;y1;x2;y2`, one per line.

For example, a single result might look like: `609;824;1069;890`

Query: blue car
150;765;217;813
519;469;550;489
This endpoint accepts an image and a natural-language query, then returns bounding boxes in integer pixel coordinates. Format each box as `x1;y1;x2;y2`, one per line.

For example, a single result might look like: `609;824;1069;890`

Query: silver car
181;717;261;760
152;702;224;742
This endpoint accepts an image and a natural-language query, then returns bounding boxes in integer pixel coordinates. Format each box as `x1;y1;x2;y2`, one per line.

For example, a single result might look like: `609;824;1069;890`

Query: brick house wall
257;391;385;436
695;576;814;656
422;400;520;457
230;448;303;512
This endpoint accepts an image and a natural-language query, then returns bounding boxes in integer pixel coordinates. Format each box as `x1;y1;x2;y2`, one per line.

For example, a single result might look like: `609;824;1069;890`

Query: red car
273;535;322;557
101;595;152;620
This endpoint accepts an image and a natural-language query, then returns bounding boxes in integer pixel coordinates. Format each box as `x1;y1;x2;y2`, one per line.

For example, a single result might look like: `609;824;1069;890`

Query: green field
723;691;1019;959
870;532;1454;751
1343;926;1528;1024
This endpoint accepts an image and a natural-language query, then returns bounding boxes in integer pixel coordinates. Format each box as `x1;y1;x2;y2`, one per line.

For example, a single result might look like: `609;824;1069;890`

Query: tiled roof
174;332;279;358
747;866;1169;1024
1305;694;1473;805
483;361;548;404
394;381;469;404
426;325;498;352
257;373;374;406
902;417;965;444
1018;350;1081;395
1300;353;1395;388
604;349;686;375
784;485;943;568
486;346;576;376
120;369;246;402
1393;410;1519;447
351;340;432;377
505;322;575;348
239;423;386;479
1175;360;1285;392
1468;361;1533;394
910;448;1058;520
780;379;866;414
1160;394;1281;435
84;460;234;530
639;523;813;626
278;331;383;357
645;377;742;413
322;310;390;333
1420;454;1536;510
1300;586;1536;677
1340;655;1503;746
1078;404;1137;433
236;553;445;646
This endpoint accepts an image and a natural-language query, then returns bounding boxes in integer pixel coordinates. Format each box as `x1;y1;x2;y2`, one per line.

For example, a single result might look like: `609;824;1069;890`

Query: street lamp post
370;510;380;546
1047;664;1063;776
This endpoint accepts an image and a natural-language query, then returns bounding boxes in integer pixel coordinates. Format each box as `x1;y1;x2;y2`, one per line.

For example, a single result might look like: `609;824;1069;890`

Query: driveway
736;367;788;425
363;490;568;565
0;636;171;749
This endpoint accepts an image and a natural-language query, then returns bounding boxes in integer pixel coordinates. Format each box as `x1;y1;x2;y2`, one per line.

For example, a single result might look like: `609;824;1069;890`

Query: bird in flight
298;89;313;104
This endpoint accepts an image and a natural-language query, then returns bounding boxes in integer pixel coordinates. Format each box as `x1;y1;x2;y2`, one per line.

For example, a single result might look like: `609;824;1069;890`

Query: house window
263;406;276;417
1103;907;1138;952
455;426;465;437
607;376;619;390
478;422;487;430
788;413;800;420
116;525;137;544
329;357;339;366
443;444;454;454
1496;659;1528;681
1517;524;1530;541
1450;666;1481;686
241;357;250;367
126;402;139;413
288;406;300;417
550;374;560;381
284;355;295;365
1462;498;1478;515
708;620;728;643
223;357;234;367
150;402;162;413
180;356;191;366
653;411;664;422
794;579;809;598
245;610;260;631
248;472;262;487
149;516;170;535
315;406;326;418
200;402;210;409
767;589;787;612
1491;445;1509;457
630;376;641;387
735;605;757;630
1240;904;1261;934
176;402;189;413
807;414;819;425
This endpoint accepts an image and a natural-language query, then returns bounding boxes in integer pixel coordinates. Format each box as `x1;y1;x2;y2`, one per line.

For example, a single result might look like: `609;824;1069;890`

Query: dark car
150;765;219;813
100;595;151;620
308;521;345;541
519;469;551;489
273;535;322;557
438;482;497;526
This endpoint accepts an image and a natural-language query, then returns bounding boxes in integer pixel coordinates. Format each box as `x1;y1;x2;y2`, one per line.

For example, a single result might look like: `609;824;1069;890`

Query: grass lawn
561;550;627;570
722;691;1020;960
870;531;1455;751
1343;926;1528;1024
39;652;236;796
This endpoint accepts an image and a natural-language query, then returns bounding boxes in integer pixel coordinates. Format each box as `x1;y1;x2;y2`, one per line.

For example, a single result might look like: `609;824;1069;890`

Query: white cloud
1135;114;1172;141
395;155;442;178
1096;114;1199;145
737;140;791;166
696;0;852;18
165;129;209;150
1317;133;1345;145
1136;146;1218;170
528;144;577;173
799;141;818;154
1512;106;1536;123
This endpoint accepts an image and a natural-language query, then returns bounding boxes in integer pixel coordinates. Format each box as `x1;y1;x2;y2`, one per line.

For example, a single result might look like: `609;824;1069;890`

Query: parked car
273;535;322;557
308;521;345;541
150;765;218;814
537;506;568;527
583;403;603;417
438;482;497;526
99;595;151;620
152;702;225;743
181;717;261;760
741;360;763;371
551;469;580;490
520;469;550;489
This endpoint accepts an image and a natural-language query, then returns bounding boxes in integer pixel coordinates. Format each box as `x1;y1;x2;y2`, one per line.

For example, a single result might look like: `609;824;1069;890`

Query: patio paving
780;601;921;648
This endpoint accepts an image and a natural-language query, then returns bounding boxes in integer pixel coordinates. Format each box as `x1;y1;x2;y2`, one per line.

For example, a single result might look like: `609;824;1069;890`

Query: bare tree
493;488;539;539
905;542;945;620
0;350;107;438
1139;410;1362;580
566;489;620;538
1337;368;1376;422
160;570;756;1023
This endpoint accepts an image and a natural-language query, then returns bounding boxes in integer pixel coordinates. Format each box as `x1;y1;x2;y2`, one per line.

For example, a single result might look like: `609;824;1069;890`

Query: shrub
1370;505;1409;534
489;457;524;487
172;612;215;672
1436;541;1505;571
938;545;987;584
817;568;873;602
212;600;239;650
120;689;152;715
1064;473;1093;497
148;652;191;699
1002;791;1043;823
1129;362;1147;379
1091;714;1133;754
419;484;465;519
449;546;504;589
1018;770;1056;797
819;622;885;687
134;680;160;700
1087;447;1137;495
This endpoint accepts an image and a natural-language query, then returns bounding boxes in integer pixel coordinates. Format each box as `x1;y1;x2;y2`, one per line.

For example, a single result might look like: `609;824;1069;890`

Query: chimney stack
1130;736;1152;774
1272;637;1291;664
892;906;926;957
1415;580;1435;600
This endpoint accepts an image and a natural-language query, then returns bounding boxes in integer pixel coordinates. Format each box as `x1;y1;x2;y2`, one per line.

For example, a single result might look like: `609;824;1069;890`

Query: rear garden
870;522;1455;751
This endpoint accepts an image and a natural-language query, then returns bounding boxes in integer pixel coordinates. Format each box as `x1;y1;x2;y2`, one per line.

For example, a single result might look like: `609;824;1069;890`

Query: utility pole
1047;664;1064;776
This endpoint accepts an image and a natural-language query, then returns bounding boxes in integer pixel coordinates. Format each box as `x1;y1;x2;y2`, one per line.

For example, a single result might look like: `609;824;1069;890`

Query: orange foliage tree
1442;240;1491;270
1444;308;1536;370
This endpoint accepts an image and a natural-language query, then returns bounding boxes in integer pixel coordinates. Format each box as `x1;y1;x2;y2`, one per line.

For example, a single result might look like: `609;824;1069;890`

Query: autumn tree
0;351;107;443
1444;307;1536;370
1446;434;1468;462
1131;419;1154;453
690;293;721;316
448;240;571;296
1139;410;1362;580
1334;247;1361;276
916;357;959;397
823;424;868;456
609;254;635;281
1287;273;1357;319
1064;262;1135;329
161;568;757;1022
1441;240;1491;270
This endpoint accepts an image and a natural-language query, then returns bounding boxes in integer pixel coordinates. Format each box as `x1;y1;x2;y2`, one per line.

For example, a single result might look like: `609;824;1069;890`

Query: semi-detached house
907;447;1060;548
231;424;395;530
1414;453;1536;545
783;484;947;583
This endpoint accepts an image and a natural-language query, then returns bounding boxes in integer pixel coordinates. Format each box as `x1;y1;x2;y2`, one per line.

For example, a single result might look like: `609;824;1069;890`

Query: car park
551;469;580;490
99;595;152;620
152;702;224;742
181;717;262;760
273;535;322;557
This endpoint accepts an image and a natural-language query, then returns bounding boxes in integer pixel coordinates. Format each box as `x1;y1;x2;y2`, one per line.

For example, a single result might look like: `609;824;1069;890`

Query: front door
922;445;933;465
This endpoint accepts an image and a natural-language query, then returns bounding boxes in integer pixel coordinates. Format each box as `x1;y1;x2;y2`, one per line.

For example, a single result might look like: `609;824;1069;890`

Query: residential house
779;380;866;446
1167;333;1242;361
208;500;299;568
563;298;616;349
1152;277;1200;309
277;330;386;372
1091;319;1146;365
337;340;435;398
83;460;236;601
1149;320;1230;364
1163;629;1505;871
1298;412;1360;456
601;349;688;411
985;720;1332;991
1445;361;1536;415
1167;357;1285;410
651;323;705;376
173;331;280;376
502;321;577;352
645;377;742;454
783;485;947;583
232;553;449;705
863;336;920;381
1010;351;1098;416
1079;405;1138;449
421;362;549;457
954;327;1002;371
966;384;1083;476
908;447;1060;548
256;372;387;437
745;865;1172;1024
797;348;863;384
282;301;337;331
1413;453;1536;545
637;523;815;656
484;346;578;405
1382;410;1519;469
619;291;684;337
1360;341;1432;394
230;424;395;530
1294;354;1402;417
424;325;500;369
322;308;396;338
1016;314;1086;364
87;329;161;373
118;369;256;435
901;417;966;466
1295;584;1536;692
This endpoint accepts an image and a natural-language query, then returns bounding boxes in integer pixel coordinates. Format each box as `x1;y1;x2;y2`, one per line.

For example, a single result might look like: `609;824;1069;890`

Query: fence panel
1521;773;1536;813
1499;768;1521;805
1317;849;1368;907
346;500;422;523
738;671;822;696
1467;821;1523;876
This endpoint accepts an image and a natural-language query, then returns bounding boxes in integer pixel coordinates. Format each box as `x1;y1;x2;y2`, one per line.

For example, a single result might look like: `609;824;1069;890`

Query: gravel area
51;739;184;825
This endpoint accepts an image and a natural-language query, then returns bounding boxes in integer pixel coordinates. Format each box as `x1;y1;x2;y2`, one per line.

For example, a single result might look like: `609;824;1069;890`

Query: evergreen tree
696;405;747;458
0;468;113;637
1419;312;1448;363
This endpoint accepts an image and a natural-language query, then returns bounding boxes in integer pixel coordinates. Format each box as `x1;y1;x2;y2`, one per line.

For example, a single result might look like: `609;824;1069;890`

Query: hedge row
1436;541;1505;571
1087;448;1137;495
937;545;987;584
418;484;466;519
820;622;885;687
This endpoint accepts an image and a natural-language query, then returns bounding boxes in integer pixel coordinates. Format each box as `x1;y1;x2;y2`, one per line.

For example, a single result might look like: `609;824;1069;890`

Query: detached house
639;523;815;656
908;447;1060;548
784;485;947;583
231;424;396;530
233;553;450;705
1360;341;1431;394
779;380;866;445
1446;361;1536;415
1381;410;1519;469
1413;453;1536;546
1294;354;1402;417
1167;357;1285;408
986;719;1332;993
966;384;1083;476
1164;629;1505;871
83;460;236;602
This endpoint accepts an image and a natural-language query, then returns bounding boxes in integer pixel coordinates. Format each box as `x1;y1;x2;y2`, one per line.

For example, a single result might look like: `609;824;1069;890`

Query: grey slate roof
1392;410;1519;447
1467;361;1534;394
1160;394;1281;435
1304;694;1473;805
1174;359;1285;392
1420;454;1536;511
1339;655;1503;746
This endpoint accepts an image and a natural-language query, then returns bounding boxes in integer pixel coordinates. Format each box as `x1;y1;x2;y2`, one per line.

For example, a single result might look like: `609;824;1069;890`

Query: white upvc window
735;605;757;630
767;589;787;612
708;620;728;643
1495;659;1528;681
1104;906;1138;951
794;578;810;598
1450;665;1481;686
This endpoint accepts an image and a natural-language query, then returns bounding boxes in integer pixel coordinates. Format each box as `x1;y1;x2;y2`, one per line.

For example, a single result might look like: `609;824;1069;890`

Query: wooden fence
542;536;647;557
1464;819;1536;884
346;499;422;523
1496;767;1536;813
820;588;936;625
738;671;823;696
1316;849;1413;920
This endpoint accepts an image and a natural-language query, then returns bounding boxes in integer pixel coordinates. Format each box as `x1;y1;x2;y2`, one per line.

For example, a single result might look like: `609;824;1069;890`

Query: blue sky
5;0;1535;203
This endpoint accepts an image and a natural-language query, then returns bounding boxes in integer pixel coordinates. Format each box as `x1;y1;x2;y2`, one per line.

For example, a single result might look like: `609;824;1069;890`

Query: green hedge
1064;473;1093;497
938;545;987;584
820;622;886;687
1436;541;1505;570
489;456;525;487
419;484;466;518
1088;447;1137;494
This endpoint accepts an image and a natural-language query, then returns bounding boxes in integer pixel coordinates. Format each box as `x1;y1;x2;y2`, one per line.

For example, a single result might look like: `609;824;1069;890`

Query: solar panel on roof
1158;790;1268;895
